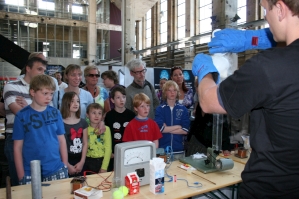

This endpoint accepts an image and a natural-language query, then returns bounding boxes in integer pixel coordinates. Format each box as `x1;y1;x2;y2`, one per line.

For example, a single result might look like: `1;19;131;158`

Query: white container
149;158;166;194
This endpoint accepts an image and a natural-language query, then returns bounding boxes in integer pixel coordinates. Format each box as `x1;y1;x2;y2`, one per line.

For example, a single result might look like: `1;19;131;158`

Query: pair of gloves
192;28;276;84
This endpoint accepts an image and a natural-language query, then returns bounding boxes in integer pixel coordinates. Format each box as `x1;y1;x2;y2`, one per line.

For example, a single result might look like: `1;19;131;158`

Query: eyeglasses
131;68;147;75
87;74;100;78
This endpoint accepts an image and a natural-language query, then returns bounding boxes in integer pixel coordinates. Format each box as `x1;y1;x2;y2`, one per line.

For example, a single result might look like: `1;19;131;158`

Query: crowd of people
2;55;198;186
2;1;297;198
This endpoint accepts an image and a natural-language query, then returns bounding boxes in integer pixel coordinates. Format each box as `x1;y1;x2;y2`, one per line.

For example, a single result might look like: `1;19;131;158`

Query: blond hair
30;74;56;94
86;103;104;114
162;80;180;100
84;66;100;77
133;93;150;108
64;64;82;83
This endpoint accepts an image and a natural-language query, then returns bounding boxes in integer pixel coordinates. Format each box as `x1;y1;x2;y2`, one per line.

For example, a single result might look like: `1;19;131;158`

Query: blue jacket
154;101;190;152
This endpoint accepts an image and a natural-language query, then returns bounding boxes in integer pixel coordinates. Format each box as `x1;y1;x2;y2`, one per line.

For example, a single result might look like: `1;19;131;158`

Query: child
104;86;135;171
61;91;88;177
13;74;68;185
123;93;162;148
155;78;167;104
85;103;111;173
154;80;190;160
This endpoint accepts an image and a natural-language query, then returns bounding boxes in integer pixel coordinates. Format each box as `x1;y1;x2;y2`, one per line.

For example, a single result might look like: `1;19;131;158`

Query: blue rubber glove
192;53;219;84
208;28;276;54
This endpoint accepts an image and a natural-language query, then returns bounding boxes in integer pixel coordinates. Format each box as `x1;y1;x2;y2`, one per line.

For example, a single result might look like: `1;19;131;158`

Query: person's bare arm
95;121;105;135
8;102;24;115
14;140;24;180
199;74;227;114
58;135;68;166
153;140;159;148
74;128;88;173
15;96;28;108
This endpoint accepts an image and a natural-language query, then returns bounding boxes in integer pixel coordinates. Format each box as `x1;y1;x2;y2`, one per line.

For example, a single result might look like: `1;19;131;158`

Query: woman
101;70;125;113
53;64;93;119
170;66;193;109
83;66;109;109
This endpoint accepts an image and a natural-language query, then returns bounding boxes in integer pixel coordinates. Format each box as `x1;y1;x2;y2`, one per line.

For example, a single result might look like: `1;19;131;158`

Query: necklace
85;86;97;98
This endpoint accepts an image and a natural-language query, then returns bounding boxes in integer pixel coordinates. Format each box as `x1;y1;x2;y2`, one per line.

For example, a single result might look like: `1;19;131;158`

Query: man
54;71;68;90
125;59;159;119
192;0;299;198
3;57;47;186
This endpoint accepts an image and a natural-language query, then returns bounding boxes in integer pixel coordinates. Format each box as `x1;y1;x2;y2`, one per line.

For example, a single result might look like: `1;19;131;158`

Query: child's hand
99;169;107;173
67;164;77;175
111;153;114;158
74;161;84;173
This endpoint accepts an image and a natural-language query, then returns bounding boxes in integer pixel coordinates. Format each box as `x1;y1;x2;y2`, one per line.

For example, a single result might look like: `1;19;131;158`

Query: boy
85;103;111;173
155;80;190;160
123;93;162;148
104;86;135;171
13;74;68;185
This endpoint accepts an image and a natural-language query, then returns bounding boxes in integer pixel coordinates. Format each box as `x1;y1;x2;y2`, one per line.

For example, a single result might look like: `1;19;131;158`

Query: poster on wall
46;65;64;76
154;67;195;92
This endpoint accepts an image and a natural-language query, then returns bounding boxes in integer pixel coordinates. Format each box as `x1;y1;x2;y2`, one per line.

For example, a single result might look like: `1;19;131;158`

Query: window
199;0;212;43
160;0;167;52
237;0;247;24
177;0;185;48
177;0;185;40
38;0;55;11
145;9;151;49
68;5;83;14
5;0;24;6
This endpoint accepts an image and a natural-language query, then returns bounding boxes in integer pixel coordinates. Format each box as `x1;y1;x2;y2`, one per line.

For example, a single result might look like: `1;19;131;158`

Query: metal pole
30;160;42;199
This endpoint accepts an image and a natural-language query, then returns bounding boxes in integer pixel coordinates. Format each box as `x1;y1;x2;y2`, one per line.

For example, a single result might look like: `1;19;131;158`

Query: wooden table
219;152;250;165
0;161;245;199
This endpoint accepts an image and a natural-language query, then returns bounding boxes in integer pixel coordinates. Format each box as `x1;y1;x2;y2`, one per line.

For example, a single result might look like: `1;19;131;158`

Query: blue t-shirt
12;105;65;177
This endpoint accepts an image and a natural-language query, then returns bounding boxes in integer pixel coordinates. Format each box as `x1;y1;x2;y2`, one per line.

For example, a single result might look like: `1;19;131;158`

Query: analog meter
114;141;156;186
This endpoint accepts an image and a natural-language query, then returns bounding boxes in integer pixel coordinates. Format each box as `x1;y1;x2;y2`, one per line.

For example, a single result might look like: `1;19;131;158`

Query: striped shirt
3;78;32;133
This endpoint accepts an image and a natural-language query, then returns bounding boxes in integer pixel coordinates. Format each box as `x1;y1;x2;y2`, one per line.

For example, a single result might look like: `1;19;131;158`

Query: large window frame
199;0;212;44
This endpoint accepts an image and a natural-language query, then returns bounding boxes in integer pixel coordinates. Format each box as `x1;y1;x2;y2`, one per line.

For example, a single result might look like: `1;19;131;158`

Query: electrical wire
177;178;203;188
82;170;114;192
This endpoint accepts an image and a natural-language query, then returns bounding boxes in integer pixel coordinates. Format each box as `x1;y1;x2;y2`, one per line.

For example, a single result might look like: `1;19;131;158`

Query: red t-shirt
123;117;162;142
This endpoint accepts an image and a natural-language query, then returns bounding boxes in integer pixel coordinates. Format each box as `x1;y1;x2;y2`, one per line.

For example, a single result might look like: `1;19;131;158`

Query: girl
61;92;88;177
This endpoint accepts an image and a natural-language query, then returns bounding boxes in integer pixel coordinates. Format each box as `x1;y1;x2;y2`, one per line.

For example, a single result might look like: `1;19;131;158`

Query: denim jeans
4;133;19;186
19;165;68;185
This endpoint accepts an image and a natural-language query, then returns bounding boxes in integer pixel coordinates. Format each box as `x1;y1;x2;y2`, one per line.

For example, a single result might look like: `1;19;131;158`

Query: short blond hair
84;66;100;77
64;64;82;83
133;93;150;108
162;80;180;100
30;74;56;94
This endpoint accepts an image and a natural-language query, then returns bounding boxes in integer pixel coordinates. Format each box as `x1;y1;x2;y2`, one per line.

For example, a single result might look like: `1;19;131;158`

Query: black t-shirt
104;108;135;153
219;39;299;198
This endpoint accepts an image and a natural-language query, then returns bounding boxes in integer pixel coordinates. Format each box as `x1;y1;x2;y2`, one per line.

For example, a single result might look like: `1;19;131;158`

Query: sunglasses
88;74;100;78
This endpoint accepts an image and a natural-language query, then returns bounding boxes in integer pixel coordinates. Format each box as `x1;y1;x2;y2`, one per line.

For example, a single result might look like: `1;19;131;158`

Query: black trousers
84;157;104;174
